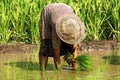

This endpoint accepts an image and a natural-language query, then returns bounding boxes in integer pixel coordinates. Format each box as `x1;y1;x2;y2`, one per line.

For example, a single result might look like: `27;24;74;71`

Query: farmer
39;3;86;70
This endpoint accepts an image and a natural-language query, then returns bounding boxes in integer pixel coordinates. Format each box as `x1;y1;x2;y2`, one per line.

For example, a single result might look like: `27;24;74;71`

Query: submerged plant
103;43;120;65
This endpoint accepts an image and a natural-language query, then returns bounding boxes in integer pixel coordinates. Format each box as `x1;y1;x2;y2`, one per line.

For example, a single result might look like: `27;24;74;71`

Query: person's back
39;3;86;71
40;3;75;40
47;3;75;24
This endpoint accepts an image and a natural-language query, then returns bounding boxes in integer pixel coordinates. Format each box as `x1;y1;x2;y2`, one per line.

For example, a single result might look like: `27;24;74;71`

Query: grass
0;0;120;44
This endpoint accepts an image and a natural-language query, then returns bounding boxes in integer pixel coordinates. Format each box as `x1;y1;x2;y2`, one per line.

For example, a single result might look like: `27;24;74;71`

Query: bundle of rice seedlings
75;54;92;71
63;53;92;71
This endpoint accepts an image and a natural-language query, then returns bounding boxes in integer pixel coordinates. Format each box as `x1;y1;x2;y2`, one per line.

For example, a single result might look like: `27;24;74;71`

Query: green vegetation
0;0;120;79
0;0;120;44
63;53;92;71
103;45;120;65
76;54;92;71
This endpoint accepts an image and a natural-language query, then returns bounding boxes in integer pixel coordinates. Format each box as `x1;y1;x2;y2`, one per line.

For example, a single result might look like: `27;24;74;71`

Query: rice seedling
76;54;92;71
0;0;120;44
63;53;92;71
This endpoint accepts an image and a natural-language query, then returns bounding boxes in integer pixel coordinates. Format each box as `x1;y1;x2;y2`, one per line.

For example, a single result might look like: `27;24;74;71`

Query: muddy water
0;42;120;80
0;50;119;80
32;50;119;80
85;50;120;79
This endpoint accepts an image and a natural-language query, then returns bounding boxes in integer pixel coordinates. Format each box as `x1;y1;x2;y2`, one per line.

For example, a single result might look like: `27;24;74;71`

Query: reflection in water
2;50;120;80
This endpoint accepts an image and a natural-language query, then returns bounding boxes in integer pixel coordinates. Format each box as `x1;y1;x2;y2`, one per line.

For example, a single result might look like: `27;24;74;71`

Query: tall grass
72;0;120;40
0;0;41;44
0;0;120;44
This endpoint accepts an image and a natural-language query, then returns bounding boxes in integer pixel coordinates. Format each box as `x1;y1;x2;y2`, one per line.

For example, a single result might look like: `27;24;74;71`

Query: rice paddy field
0;43;120;80
0;0;120;44
0;0;120;80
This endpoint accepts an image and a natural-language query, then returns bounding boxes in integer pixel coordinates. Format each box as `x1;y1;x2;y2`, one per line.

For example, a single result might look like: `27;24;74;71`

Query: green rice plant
63;53;92;71
101;0;120;40
0;1;12;44
0;0;41;44
82;68;104;80
32;71;41;80
26;1;40;44
76;0;108;40
10;0;40;44
104;49;120;65
76;54;92;71
3;62;11;80
13;65;20;80
110;0;120;40
69;0;120;41
0;0;120;43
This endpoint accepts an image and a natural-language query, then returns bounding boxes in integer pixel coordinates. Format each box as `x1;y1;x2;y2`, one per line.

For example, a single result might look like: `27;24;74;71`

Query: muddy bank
0;44;39;54
0;40;120;54
79;40;120;51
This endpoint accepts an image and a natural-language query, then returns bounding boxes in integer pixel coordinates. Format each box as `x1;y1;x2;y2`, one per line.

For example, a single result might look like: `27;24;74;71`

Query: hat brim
56;15;86;44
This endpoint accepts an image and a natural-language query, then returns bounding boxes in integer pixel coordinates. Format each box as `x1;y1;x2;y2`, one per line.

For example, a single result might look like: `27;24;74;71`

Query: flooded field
0;41;120;80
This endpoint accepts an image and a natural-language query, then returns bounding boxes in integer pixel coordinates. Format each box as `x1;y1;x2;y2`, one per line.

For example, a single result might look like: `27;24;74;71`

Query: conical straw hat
56;15;86;44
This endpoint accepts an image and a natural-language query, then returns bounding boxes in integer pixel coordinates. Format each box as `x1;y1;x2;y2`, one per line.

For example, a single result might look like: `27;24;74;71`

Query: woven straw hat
56;15;86;44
